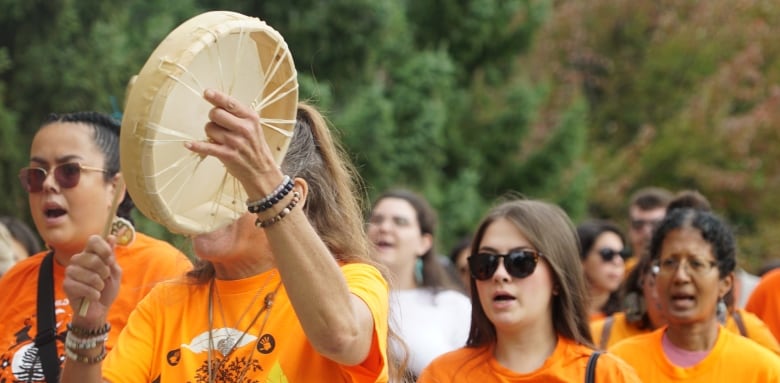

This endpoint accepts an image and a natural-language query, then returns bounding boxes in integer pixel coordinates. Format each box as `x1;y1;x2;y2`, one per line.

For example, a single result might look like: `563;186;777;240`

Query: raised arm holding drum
59;11;396;383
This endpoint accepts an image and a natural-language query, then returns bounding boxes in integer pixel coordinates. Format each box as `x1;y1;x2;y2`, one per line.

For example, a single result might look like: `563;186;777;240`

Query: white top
391;288;472;376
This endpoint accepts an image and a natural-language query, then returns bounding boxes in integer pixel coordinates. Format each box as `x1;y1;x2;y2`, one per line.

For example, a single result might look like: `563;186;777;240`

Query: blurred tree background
0;0;778;270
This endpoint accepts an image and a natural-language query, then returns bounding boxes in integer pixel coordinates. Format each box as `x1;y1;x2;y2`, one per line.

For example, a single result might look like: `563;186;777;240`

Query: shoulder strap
599;316;615;350
732;310;749;337
35;251;60;382
585;351;602;383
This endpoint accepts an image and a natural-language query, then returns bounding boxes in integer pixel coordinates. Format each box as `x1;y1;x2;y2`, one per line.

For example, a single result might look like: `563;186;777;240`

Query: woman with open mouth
611;207;780;381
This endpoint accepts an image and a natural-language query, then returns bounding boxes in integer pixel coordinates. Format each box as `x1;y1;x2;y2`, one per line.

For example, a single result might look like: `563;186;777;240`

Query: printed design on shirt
177;328;278;382
167;348;182;366
266;361;289;382
181;328;259;355
3;315;67;382
257;334;274;354
192;356;262;383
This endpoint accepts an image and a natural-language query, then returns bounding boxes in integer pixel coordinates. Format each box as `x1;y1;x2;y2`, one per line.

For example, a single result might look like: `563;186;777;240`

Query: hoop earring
111;217;136;246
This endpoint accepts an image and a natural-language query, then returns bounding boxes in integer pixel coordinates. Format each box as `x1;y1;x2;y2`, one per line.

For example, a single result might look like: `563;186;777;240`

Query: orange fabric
102;263;389;382
589;312;606;322
746;269;780;341
591;310;780;354
417;336;641;382
611;327;780;382
0;233;191;382
730;308;780;355
590;312;648;349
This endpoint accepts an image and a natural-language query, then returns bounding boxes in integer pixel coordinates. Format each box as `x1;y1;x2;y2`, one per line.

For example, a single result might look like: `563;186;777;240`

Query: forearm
266;208;372;364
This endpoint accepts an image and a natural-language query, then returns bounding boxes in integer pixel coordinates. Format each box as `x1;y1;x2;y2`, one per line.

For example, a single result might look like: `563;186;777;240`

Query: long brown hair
186;102;409;381
466;199;594;348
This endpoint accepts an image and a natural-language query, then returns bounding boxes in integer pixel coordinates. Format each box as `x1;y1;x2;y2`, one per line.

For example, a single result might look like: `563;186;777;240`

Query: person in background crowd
448;236;472;292
0;111;192;382
626;187;673;271
593;191;779;354
577;219;629;322
368;189;470;379
0;215;43;260
747;268;780;343
611;207;780;381
0;223;16;276
418;199;641;382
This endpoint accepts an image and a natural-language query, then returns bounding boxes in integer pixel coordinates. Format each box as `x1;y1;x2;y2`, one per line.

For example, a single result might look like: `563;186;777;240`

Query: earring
716;296;727;323
414;257;424;286
111;217;136;246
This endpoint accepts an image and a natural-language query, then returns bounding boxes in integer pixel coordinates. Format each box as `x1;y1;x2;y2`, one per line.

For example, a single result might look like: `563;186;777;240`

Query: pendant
217;335;234;356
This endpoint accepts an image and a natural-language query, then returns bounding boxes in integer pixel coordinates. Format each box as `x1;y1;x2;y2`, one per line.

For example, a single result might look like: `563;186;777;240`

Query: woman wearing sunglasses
611;207;780;381
417;199;640;382
576;220;629;321
0;112;192;382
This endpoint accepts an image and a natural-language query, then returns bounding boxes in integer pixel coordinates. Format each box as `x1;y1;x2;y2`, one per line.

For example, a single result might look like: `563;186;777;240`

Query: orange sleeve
727;309;780;355
746;269;780;341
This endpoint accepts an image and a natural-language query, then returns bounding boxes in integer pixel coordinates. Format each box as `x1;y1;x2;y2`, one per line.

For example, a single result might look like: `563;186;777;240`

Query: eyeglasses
19;162;107;193
468;249;542;281
653;257;718;277
598;248;631;262
630;218;661;231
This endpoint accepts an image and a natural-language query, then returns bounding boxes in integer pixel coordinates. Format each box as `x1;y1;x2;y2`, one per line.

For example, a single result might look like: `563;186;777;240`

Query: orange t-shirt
0;233;191;382
591;310;779;354
102;263;390;382
611;326;780;382
746;268;780;341
590;312;648;349
417;336;641;382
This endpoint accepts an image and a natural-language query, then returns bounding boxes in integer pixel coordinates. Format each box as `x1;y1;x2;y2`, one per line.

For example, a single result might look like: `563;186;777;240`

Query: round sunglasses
468;249;542;281
597;248;631;262
19;162;107;193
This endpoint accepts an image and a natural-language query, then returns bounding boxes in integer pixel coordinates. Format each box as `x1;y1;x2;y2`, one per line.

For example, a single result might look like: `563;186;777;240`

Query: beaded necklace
207;274;281;383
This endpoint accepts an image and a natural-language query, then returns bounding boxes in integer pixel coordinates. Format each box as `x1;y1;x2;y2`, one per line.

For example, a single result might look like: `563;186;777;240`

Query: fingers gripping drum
120;11;299;235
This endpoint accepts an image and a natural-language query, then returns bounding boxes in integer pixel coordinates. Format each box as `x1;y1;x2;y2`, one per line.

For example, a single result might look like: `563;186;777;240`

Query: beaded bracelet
255;191;301;228
64;344;107;364
67;322;111;337
246;176;294;214
65;332;108;350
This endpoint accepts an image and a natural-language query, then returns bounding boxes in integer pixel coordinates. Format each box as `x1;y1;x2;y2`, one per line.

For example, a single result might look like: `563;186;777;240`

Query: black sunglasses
598;248;631;262
19;162;107;193
468;249;542;281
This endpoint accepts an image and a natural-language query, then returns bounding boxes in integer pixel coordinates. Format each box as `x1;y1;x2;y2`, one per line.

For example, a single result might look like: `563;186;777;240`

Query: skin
655;227;732;351
27;122;121;266
628;206;666;258
581;231;626;316
475;218;557;373
61;89;376;381
641;268;666;328
366;197;432;290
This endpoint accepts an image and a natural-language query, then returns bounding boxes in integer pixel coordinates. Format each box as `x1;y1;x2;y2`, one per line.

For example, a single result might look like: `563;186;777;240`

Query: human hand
63;235;122;327
184;89;286;200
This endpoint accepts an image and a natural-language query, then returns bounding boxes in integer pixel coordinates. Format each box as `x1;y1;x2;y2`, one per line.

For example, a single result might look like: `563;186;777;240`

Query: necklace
212;274;270;356
207;275;282;383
